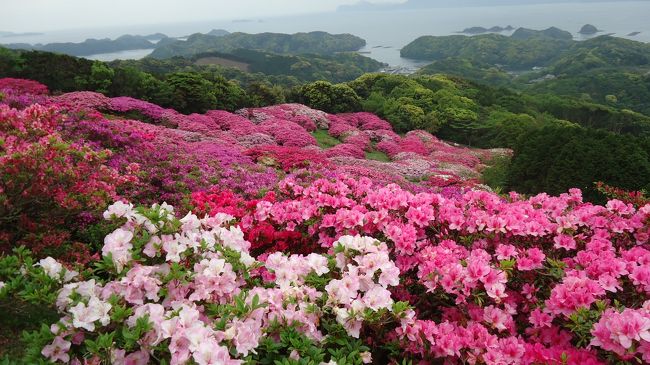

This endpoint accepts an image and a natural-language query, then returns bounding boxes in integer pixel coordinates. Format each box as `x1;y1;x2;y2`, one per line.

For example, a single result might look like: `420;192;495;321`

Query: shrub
0;104;132;255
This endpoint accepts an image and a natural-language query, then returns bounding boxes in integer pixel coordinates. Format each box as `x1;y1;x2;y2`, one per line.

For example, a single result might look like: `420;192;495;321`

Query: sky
0;0;402;32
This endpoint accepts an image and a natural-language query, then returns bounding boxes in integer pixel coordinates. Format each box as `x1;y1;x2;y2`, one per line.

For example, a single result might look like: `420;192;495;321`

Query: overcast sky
1;0;402;32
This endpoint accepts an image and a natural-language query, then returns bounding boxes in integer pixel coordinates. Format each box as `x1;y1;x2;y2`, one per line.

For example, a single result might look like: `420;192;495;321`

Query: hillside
1;76;650;365
191;49;386;83
2;46;649;200
401;30;573;69
411;31;650;115
148;31;367;59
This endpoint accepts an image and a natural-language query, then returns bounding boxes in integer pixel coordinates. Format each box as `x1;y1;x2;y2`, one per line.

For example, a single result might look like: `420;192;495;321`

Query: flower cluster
591;306;650;362
29;202;405;364
0;104;133;254
0;78;49;95
237;103;330;129
188;175;650;364
47;88;497;195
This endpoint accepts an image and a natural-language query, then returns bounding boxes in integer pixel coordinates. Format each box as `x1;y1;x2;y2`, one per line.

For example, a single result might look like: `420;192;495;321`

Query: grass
312;129;341;149
365;150;391;162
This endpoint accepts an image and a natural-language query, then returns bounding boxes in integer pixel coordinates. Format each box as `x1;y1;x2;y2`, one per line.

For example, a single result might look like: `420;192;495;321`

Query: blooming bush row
42;86;499;191
2;179;649;363
186;176;650;364
1;202;409;364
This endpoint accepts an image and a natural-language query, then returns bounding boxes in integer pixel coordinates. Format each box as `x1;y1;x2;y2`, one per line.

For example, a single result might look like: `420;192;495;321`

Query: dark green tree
164;72;217;114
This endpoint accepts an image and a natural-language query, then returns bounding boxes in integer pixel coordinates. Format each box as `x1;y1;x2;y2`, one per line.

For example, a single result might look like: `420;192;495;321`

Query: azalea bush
188;176;650;364
1;202;409;364
0;78;49;95
48;88;496;194
2;180;649;364
0;104;133;255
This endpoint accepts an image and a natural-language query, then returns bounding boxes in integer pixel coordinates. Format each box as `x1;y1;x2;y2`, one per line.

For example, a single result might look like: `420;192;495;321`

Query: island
511;26;573;40
0;31;44;38
148;31;367;59
2;34;157;56
458;26;515;35
579;24;600;35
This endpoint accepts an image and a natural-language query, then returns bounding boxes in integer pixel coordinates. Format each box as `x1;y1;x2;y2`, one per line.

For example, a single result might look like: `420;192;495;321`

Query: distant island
458;26;515;35
148;31;367;59
0;31;44;38
401;26;586;69
511;26;573;40
339;0;626;12
578;24;600;35
1;30;366;60
1;34;166;56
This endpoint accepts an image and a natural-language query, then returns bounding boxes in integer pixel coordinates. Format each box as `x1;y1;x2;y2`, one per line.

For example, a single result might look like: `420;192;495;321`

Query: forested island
2;34;162;56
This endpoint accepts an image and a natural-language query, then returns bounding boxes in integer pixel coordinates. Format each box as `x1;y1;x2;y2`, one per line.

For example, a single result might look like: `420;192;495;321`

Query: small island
627;31;642;37
579;24;600;35
0;31;44;37
458;25;514;35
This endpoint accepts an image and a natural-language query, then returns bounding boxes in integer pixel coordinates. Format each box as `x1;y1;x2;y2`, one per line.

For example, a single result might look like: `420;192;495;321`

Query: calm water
85;48;154;61
3;1;650;66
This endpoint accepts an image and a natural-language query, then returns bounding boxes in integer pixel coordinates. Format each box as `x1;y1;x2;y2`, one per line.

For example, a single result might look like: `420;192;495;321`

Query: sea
3;1;650;68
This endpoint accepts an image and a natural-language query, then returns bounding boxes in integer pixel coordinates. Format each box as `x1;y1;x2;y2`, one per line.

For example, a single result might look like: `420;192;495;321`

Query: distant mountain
207;29;230;37
143;33;168;41
339;0;633;11
2;35;156;56
0;31;44;38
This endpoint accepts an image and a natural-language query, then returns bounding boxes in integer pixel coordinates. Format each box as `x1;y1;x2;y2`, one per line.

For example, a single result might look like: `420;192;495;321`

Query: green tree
88;61;115;94
246;82;285;107
164;72;217;114
297;81;361;113
211;75;247;111
0;47;23;75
